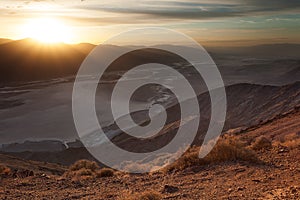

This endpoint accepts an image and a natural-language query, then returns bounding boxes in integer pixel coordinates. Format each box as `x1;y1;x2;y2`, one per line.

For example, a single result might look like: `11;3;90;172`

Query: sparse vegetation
281;138;300;149
274;133;300;149
64;160;114;180
64;160;99;180
69;160;99;172
0;165;11;176
164;137;259;172
96;168;114;178
251;136;272;150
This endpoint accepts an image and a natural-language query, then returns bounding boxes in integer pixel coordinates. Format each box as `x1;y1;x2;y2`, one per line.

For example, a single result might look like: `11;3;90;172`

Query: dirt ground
0;111;299;200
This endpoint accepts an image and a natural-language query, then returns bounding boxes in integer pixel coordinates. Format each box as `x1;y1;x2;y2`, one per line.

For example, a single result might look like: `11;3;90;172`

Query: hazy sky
1;0;299;46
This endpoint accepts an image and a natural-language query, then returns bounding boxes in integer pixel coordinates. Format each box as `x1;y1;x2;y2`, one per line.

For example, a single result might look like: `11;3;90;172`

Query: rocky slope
0;110;299;199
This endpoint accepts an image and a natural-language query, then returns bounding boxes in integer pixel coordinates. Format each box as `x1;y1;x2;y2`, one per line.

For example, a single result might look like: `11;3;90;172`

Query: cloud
3;0;300;23
2;0;300;27
72;0;300;21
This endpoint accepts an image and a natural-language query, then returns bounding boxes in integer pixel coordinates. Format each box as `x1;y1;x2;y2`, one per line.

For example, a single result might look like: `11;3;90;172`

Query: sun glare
22;18;74;44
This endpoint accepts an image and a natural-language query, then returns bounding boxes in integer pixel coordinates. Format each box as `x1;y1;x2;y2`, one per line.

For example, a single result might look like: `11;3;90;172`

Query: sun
21;18;74;44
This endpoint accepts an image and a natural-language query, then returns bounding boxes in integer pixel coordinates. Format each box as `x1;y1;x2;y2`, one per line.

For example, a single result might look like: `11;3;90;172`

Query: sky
0;0;300;46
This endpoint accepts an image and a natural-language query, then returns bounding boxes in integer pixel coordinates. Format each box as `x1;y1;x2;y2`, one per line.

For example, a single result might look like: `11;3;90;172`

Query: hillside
0;109;299;199
0;153;66;176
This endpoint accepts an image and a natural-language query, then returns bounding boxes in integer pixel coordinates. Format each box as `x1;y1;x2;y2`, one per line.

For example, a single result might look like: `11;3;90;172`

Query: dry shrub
165;138;259;172
274;133;300;149
69;160;99;172
65;169;95;181
96;168;114;178
251;136;272;150
0;165;11;176
65;160;115;180
64;160;99;180
206;139;257;162
282;138;300;149
120;191;162;200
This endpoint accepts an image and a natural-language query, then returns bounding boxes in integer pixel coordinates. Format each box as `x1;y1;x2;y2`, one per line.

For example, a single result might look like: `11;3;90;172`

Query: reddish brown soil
0;111;299;200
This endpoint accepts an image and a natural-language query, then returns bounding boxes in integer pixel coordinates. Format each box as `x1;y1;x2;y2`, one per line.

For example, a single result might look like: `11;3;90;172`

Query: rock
41;173;50;179
278;148;289;154
162;185;179;194
290;187;298;194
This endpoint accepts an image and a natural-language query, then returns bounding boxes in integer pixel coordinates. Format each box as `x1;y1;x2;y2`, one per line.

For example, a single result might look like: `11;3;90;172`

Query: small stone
163;185;179;194
277;146;289;154
291;188;297;194
41;174;50;179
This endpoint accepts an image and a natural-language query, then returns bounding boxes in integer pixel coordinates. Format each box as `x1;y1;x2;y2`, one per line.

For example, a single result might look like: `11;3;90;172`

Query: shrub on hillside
64;160;99;180
251;136;272;150
0;165;11;177
96;168;114;178
274;132;300;149
282;138;300;149
165;138;259;172
69;160;99;172
65;160;114;180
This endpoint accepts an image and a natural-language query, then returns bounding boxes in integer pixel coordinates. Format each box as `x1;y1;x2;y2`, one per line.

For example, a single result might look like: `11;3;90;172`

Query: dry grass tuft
251;136;272;150
69;160;99;172
0;165;11;176
96;168;114;178
282;138;300;149
274;133;300;149
64;160;99;180
64;160;115;180
164;137;259;172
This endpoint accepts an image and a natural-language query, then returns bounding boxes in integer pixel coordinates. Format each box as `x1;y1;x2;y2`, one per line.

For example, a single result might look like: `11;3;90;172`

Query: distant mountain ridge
0;38;299;84
0;38;12;45
0;38;95;84
208;43;300;58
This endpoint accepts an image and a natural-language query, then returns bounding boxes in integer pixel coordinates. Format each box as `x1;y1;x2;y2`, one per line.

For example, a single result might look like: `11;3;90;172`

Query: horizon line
1;37;300;48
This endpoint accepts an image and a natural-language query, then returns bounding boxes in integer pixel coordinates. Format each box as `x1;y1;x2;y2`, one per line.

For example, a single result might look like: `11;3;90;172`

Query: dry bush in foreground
0;165;11;176
251;136;272;150
165;138;259;172
274;133;300;149
64;160;114;180
120;191;162;200
96;168;114;178
64;160;99;180
281;138;300;149
69;160;99;172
